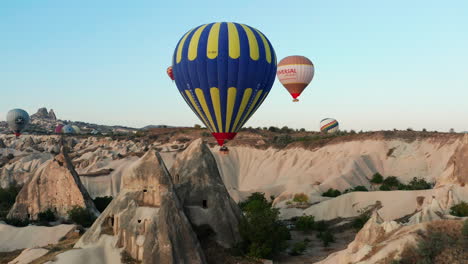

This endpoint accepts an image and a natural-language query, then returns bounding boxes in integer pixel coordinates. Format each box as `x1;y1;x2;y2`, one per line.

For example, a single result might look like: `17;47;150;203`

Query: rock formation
170;139;243;248
76;150;207;264
7;146;98;220
48;109;57;120
31;107;49;119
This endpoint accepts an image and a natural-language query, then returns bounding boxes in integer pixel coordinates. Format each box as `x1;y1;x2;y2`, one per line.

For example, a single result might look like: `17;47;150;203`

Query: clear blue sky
1;0;467;131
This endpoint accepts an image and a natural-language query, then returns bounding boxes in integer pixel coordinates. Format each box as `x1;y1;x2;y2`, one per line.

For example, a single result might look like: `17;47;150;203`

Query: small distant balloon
277;56;314;102
71;125;81;134
62;125;75;134
6;109;30;137
54;124;64;134
320;118;339;133
167;66;174;81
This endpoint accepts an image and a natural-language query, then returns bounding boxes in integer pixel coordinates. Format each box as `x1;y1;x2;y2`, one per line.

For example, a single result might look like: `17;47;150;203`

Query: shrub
194;124;201;129
289;241;308;256
407;177;433;190
370;173;384;184
0;182;22;218
4;217;29;227
314;221;328;232
379;185;391;191
450;202;468;217
272;135;293;148
238;192;290;259
295;215;315;232
176;137;191;143
299;128;306;132
268;126;279;133
382;176;401;187
201;132;211;137
317;230;335;247
345;186;369;193
322;188;341;197
67;206;97;227
352;212;371;230
38;209;56;222
93;196;113;213
292;193;309;204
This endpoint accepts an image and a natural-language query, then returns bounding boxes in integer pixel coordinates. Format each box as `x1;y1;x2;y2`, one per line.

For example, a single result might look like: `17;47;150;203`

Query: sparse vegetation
0;181;22;219
322;188;341;197
67;206;97;227
295;215;315;232
201;132;211;137
370;172;384;183
93;196;113;213
317;230;335;247
450;202;468;217
378;176;433;191
344;185;368;193
237;192;290;259
4;217;30;227
292;193;309;204
352;211;371;230
38;208;56;223
289;240;308;256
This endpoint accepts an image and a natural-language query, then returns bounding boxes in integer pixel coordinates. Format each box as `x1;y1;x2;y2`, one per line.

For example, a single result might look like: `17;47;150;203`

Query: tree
370;173;384;184
450;202;468;217
322;188;341;197
238;192;290;259
292;193;309;204
317;231;335;247
194;124;201;129
67;206;97;227
295;215;315;232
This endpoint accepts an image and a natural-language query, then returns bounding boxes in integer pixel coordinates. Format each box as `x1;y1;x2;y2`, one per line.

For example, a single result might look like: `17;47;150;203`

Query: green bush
382;176;401;188
38;209;56;222
322;188;341;197
314;220;328;232
201;132;211;137
450;202;468;217
352;212;371;230
344;186;369;193
379;185;391;191
406;177;433;190
370;173;384;184
4;217;29;227
317;230;335;247
292;193;309;204
0;182;22;218
238;192;290;259
272;135;293;148
289;241;308;256
415;231;456;263
268;126;279;133
67;206;97;227
93;196;113;213
295;215;315;232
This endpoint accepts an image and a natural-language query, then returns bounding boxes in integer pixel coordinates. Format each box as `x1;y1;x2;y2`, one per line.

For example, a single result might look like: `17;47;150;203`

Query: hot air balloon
277;56;314;102
172;22;277;149
6;109;30;137
71;125;81;134
320;118;339;134
167;66;174;81
62;125;75;134
54;124;64;134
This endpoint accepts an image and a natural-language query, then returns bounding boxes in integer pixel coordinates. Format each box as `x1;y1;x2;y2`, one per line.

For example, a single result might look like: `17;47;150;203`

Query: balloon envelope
62;125;75;134
172;22;277;146
320;118;339;133
277;56;314;101
71;125;81;134
6;109;30;137
167;66;174;80
54;124;64;133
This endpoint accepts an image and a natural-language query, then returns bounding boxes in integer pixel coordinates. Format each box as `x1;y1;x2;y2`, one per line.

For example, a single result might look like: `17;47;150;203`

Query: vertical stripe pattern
172;22;277;134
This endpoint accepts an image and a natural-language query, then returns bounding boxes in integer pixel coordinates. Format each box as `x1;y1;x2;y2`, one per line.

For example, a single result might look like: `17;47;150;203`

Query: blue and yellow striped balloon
172;22;277;146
